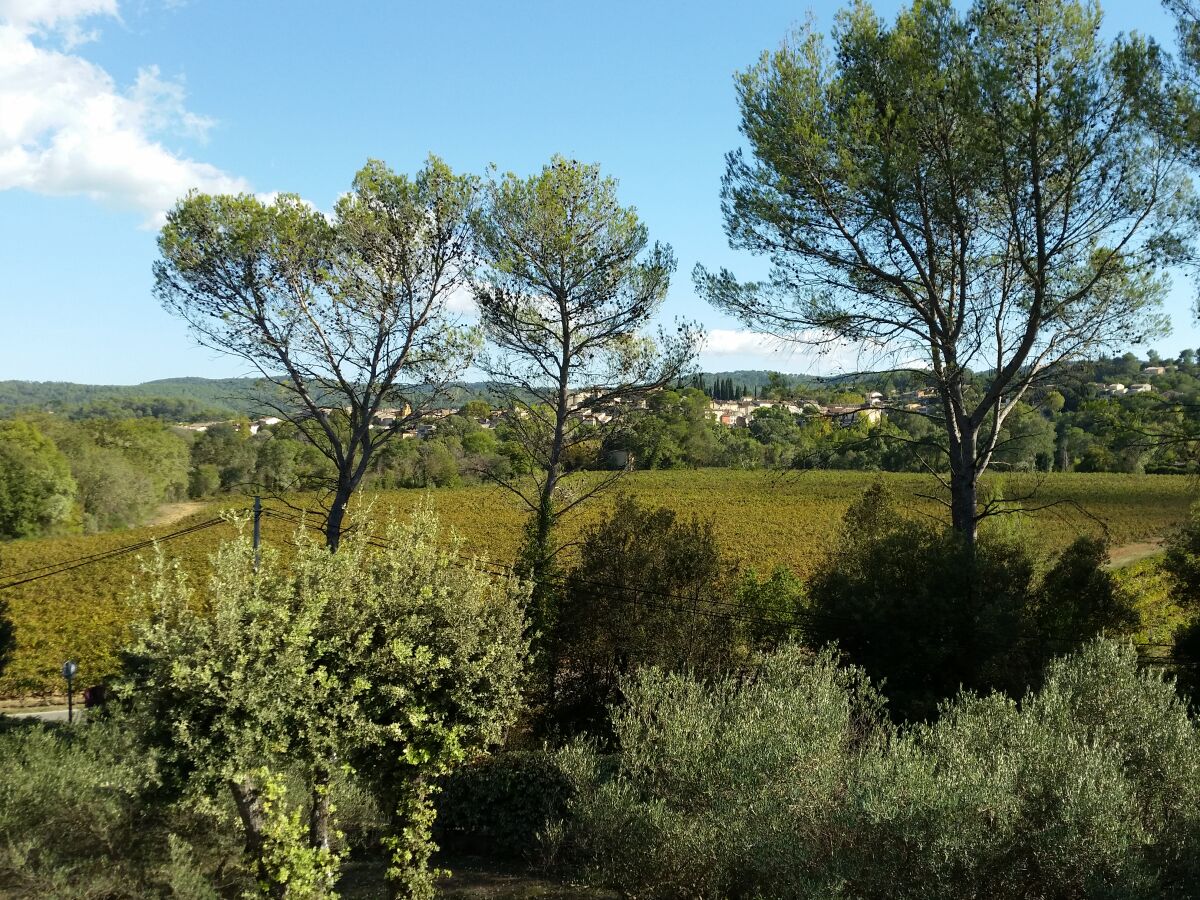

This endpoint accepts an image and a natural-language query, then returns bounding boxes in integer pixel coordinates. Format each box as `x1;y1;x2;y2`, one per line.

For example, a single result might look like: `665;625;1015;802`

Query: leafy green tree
548;496;741;737
459;400;492;420
120;509;529;898
1166;503;1200;605
187;463;221;499
88;419;190;503
31;416;190;531
990;402;1056;472
70;443;159;531
0;420;77;539
155;157;479;549
472;156;699;631
806;483;1138;720
189;422;257;492
617;388;723;469
1030;535;1139;654
699;0;1190;551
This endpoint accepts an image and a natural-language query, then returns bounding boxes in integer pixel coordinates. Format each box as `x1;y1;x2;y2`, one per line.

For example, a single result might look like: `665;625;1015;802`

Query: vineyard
1;469;1196;698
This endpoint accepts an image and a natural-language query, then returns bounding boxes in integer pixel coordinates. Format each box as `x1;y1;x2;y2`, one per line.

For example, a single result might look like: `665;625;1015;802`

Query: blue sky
0;0;1195;384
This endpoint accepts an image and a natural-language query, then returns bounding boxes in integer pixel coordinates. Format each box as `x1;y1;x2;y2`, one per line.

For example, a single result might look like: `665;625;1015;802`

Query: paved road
2;707;84;723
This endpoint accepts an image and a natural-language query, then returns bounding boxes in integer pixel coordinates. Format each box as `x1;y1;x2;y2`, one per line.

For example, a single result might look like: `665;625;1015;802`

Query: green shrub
546;496;807;739
564;645;887;897
547;496;744;738
0;719;244;898
435;751;576;861
118;507;530;899
1165;502;1200;607
806;483;1141;721
563;640;1200;899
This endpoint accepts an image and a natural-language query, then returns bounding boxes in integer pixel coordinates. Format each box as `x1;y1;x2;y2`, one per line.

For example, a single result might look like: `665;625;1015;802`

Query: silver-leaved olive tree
118;508;528;899
699;0;1194;552
154;158;480;550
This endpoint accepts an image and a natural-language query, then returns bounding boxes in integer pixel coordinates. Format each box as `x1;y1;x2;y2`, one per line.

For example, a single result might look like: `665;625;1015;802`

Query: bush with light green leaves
119;507;529;899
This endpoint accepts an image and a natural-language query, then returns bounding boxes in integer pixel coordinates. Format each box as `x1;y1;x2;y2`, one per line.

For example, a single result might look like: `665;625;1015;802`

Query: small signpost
62;660;77;724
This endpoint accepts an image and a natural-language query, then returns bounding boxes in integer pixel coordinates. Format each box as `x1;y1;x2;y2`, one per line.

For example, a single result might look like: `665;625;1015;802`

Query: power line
260;509;1186;657
0;521;218;582
0;518;229;591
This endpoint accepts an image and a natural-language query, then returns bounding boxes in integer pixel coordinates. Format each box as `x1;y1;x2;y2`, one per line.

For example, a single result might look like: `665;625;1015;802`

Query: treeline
0;417;188;538
4;351;1199;541
628;351;1200;475
0;407;541;540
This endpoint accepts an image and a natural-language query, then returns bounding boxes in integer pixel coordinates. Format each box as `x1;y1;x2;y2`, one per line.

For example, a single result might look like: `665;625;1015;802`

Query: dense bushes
1164;504;1200;702
544;495;804;737
0;718;244;898
561;640;1200;899
806;483;1140;720
435;752;578;861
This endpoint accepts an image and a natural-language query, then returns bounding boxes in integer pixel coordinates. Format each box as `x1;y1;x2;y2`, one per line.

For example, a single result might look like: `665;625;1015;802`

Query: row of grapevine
1;471;1194;698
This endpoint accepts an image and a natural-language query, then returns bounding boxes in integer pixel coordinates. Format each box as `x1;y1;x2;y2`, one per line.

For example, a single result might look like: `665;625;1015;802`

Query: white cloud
0;0;118;45
445;283;479;315
699;327;923;376
0;0;118;28
702;328;789;356
0;2;251;226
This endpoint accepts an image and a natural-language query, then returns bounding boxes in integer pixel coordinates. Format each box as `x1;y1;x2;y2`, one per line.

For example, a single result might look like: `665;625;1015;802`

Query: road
1;706;84;723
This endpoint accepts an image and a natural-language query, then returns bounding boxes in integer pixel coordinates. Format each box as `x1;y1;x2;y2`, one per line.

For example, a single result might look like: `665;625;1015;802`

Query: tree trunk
230;777;287;900
384;777;439;900
309;767;332;853
325;482;353;551
525;474;560;655
949;427;979;554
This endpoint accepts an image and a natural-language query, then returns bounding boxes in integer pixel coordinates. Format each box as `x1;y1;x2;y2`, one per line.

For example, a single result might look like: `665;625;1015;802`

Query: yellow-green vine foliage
1;471;1193;698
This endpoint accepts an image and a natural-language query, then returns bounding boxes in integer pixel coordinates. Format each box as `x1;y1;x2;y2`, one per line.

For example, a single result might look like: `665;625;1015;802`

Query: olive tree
119;509;528;899
699;0;1193;550
472;156;699;616
154;157;479;549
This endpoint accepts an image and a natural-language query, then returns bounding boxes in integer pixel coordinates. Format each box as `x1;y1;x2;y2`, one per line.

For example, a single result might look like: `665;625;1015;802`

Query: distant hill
0;378;262;420
0;377;527;421
8;361;1106;421
0;356;1173;421
1;372;849;421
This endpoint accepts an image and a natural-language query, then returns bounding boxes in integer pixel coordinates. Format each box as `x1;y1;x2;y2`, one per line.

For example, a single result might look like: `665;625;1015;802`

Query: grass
1;469;1196;697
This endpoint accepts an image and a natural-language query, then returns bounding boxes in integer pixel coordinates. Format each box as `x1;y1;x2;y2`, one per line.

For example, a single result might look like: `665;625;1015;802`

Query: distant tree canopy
0;420;77;540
